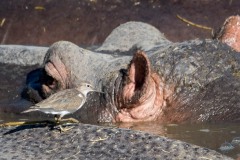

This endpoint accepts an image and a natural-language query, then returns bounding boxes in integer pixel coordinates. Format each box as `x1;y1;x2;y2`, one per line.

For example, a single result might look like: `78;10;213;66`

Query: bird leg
60;117;79;123
53;115;79;132
54;115;61;123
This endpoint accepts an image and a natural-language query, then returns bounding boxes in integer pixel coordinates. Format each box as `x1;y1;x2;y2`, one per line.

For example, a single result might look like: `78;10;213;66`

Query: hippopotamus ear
122;50;151;104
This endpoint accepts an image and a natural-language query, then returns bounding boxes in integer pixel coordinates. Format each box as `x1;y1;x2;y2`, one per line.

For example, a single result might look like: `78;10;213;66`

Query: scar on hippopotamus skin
115;50;170;122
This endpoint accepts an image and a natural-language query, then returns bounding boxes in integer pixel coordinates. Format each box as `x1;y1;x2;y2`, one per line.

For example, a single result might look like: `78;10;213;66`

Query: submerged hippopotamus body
5;21;240;124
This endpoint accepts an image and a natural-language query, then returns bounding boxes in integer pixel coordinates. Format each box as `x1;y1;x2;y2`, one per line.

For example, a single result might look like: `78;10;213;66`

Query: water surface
114;122;240;158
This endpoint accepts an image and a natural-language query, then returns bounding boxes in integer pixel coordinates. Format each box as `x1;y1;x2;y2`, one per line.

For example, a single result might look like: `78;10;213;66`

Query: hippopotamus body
15;21;239;124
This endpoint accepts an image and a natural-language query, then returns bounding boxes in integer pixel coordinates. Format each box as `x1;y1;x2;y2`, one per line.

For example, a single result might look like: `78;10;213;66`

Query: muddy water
0;64;239;159
114;122;240;159
1;0;240;45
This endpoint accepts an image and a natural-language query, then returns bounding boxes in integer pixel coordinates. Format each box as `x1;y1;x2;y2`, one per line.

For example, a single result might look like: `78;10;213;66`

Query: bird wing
34;89;83;111
60;94;84;111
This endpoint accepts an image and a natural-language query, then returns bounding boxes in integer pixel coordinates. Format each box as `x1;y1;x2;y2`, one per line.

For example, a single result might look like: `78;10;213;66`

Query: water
113;122;240;158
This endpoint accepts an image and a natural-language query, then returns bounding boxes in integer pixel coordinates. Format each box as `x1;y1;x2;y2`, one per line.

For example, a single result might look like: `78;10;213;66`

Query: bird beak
94;90;105;94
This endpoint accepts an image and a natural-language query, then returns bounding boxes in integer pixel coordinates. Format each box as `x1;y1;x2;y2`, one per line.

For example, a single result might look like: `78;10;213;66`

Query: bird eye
87;84;90;87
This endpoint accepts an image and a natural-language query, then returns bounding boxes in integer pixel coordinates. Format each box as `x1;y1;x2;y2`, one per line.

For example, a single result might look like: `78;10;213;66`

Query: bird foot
52;116;80;132
57;125;75;132
53;118;79;133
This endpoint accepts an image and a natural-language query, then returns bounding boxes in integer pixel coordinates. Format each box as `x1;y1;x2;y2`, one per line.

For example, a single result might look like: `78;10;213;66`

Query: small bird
22;82;101;131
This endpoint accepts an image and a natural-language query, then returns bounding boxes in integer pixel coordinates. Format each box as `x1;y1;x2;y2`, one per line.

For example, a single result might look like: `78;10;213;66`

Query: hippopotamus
1;21;240;124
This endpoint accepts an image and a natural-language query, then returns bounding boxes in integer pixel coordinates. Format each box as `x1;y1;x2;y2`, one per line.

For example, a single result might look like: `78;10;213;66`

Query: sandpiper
22;82;101;131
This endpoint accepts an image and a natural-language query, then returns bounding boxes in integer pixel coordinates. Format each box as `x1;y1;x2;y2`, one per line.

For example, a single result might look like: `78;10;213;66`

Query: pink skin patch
218;15;240;52
122;63;136;102
115;51;169;122
116;73;165;122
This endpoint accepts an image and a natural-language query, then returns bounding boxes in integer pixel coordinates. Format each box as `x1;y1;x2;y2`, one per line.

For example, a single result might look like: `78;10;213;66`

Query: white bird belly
43;110;71;116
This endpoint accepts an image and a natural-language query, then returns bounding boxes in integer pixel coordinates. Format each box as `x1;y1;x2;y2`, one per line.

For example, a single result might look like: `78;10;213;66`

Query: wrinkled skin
21;38;240;123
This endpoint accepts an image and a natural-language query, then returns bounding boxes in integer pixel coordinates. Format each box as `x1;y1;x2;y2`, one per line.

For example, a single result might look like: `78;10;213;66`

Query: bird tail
21;108;39;113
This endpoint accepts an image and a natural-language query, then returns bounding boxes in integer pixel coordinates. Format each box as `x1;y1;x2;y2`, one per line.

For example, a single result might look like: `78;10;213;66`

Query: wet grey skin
22;82;101;125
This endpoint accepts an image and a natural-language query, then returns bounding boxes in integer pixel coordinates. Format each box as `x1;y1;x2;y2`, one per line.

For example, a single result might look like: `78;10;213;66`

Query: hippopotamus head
22;37;240;124
24;41;173;123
